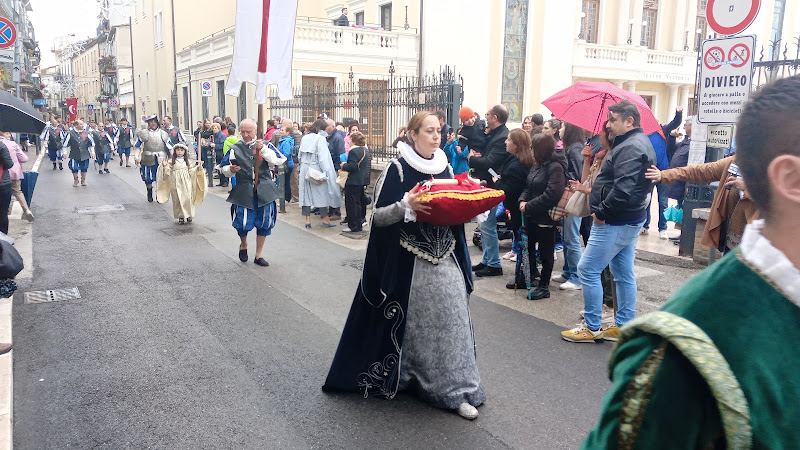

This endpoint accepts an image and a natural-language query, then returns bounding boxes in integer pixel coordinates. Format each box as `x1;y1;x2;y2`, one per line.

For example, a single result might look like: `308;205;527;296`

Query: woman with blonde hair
324;111;485;420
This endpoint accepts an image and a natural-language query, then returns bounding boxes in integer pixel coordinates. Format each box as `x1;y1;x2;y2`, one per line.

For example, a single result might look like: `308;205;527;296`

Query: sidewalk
1;144;41;450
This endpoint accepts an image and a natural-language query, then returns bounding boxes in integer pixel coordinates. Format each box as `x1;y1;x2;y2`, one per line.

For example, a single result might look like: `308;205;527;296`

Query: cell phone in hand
488;168;499;178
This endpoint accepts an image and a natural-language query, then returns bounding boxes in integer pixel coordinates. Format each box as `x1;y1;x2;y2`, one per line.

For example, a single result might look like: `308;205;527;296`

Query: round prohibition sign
706;0;760;36
704;46;725;70
728;43;750;67
201;81;211;90
0;18;17;49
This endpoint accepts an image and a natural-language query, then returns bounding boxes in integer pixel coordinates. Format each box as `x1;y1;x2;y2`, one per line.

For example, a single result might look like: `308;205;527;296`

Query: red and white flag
225;0;298;103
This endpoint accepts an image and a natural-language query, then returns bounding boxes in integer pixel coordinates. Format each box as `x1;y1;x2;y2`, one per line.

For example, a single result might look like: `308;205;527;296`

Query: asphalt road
11;161;692;449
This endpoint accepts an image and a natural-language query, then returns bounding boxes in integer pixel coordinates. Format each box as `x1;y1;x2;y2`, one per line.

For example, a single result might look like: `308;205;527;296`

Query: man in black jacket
336;8;349;26
466;104;511;277
562;100;656;343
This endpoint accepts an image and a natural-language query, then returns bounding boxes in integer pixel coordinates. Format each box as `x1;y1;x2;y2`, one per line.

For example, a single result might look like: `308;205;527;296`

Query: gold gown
156;158;206;219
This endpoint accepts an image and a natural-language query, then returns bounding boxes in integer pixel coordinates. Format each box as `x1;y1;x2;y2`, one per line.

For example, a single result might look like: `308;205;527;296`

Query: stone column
667;83;680;119
679;84;692;115
618;0;632;46
624;81;638;92
611;79;625;89
673;0;689;51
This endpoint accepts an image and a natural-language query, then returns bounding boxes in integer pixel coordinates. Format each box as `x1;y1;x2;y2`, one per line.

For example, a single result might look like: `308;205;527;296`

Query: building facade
128;0;799;135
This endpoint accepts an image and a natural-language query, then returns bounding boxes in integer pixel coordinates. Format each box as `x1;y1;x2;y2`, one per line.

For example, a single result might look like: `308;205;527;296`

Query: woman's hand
581;144;592;159
519;201;526;212
645;165;662;183
569;179;590;194
209;142;215;148
407;183;431;214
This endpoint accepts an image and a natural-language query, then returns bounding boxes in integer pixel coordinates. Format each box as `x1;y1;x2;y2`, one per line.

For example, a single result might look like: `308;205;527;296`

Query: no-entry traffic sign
109;99;119;108
0;17;16;49
706;0;760;36
698;35;755;124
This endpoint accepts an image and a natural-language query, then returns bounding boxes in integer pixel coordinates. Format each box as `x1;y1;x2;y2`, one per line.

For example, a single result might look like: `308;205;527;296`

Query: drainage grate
24;287;82;304
161;225;211;236
75;205;126;214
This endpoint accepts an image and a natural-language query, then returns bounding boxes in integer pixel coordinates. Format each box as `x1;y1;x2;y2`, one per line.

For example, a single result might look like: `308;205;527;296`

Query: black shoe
254;257;269;267
104;168;110;173
239;249;248;262
120;159;123;166
58;163;63;170
472;262;486;271
52;163;57;170
527;286;550;300
147;188;153;203
99;170;103;174
669;235;681;241
475;266;503;277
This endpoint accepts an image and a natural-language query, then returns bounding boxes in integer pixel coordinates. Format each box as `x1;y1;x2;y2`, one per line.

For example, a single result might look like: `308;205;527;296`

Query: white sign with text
698;35;755;124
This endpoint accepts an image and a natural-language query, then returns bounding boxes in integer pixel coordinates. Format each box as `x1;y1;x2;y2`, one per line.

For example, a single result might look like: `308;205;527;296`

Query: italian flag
225;0;298;102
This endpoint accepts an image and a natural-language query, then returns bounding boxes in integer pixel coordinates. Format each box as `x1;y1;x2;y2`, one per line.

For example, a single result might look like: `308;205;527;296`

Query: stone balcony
176;21;419;78
573;41;696;85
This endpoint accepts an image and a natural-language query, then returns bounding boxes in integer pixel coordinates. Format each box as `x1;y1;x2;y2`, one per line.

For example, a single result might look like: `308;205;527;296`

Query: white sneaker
659;230;668;240
551;274;568;283
457;402;479;420
509;253;517;262
559;281;582;290
501;251;516;260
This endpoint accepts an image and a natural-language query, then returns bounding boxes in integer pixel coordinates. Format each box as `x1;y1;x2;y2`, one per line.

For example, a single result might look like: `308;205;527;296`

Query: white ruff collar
740;219;800;308
397;141;448;175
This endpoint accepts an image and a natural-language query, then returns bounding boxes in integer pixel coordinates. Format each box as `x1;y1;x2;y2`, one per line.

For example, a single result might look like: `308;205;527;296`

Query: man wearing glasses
562;100;656;343
466;104;511;277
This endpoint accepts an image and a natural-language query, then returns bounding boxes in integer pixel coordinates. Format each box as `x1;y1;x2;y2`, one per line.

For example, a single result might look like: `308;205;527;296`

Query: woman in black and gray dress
323;111;484;420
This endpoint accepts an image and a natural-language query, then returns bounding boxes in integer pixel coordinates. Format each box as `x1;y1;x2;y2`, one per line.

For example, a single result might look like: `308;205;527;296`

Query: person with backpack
40;115;64;170
276;119;296;203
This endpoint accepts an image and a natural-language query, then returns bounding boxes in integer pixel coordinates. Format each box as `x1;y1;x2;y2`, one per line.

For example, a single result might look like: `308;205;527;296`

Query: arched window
502;0;529;122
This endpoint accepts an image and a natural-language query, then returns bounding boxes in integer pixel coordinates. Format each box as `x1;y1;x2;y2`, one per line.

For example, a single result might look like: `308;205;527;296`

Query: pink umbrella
542;81;662;134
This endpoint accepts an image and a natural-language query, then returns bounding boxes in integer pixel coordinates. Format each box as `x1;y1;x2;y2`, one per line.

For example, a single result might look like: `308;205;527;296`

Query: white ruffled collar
397;141;448;175
740;219;800;308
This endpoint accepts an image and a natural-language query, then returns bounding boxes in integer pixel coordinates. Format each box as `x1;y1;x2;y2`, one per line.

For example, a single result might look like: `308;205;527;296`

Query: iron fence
268;66;462;161
752;36;800;88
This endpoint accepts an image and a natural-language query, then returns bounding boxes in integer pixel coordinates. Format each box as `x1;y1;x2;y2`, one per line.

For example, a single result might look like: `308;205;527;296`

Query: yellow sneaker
603;325;621;342
561;323;603;343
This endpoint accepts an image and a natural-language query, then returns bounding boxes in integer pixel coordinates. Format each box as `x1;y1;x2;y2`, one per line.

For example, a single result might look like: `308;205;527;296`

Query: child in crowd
156;143;206;224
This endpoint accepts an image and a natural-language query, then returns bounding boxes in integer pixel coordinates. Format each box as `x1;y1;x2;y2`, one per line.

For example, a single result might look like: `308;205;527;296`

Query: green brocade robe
582;250;800;449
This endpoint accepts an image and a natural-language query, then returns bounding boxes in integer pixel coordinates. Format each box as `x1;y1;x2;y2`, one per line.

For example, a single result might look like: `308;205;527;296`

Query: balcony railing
574;42;696;84
177;21;418;73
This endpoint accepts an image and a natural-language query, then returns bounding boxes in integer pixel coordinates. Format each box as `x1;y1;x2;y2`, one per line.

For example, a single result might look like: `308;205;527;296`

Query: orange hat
459;106;475;123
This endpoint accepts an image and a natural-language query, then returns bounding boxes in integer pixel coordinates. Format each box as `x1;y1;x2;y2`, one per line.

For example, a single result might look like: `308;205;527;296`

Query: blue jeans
560;215;582;284
480;206;501;268
577;221;643;331
644;182;668;231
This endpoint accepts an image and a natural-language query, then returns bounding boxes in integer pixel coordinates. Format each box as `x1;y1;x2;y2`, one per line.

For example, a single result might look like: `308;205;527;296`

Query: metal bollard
277;164;286;213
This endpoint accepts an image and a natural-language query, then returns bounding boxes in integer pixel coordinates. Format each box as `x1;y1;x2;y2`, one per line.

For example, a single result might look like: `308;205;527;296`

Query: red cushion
414;173;505;226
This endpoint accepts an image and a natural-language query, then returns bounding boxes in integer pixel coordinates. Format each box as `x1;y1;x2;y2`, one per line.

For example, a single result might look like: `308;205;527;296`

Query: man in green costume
582;75;800;448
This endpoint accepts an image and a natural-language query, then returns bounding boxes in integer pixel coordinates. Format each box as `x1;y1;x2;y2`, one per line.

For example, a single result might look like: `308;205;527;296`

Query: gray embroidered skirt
398;254;486;409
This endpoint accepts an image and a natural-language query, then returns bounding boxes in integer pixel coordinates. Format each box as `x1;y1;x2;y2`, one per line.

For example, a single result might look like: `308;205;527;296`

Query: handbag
336;150;366;189
548;188;573;221
305;148;327;184
565;180;591;218
0;240;23;279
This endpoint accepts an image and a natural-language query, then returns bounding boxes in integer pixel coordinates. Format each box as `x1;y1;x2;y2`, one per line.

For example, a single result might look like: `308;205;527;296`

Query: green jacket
582;250;800;449
223;135;240;156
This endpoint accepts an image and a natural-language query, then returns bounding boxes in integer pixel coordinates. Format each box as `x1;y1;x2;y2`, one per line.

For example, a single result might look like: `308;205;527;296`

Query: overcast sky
29;0;101;68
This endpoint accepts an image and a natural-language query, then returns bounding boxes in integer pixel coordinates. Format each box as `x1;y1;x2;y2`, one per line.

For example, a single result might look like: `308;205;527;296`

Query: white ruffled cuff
402;192;417;223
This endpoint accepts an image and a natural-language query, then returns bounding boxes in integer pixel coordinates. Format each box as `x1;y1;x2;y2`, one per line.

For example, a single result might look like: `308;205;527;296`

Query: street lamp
404;0;409;30
696;28;703;52
684;27;691;51
627;18;636;45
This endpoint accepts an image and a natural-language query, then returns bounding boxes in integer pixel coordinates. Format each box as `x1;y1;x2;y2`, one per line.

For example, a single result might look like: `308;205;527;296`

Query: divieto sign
698;35;755;124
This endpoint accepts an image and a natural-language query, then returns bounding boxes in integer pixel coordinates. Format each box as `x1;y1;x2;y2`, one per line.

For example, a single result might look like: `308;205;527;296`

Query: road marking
31;149;44;172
